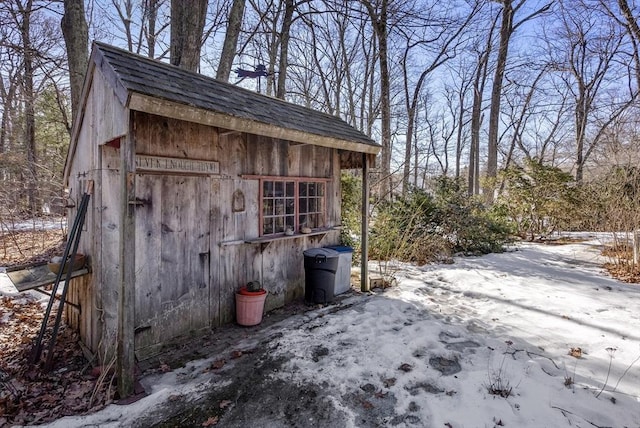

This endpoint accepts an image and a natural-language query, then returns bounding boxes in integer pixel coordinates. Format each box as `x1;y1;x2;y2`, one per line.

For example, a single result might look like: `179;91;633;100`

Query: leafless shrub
485;350;513;398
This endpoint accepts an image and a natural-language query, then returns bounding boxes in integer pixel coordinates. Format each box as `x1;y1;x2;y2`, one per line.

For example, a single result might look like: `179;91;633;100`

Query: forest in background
1;0;639;273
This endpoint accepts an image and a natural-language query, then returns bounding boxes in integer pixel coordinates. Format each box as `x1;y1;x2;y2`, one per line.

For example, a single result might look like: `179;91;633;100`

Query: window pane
285;215;294;228
261;179;326;236
306;214;318;228
275;181;284;196
275;217;284;233
263;217;273;235
263;199;273;216
275;199;284;215
264;181;273;197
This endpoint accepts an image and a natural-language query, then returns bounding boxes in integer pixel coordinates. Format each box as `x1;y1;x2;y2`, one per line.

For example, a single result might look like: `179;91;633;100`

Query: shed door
134;174;211;357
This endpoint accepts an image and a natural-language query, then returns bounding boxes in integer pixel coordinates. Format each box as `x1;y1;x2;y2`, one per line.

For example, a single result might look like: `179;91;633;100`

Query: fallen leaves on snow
202;415;219;426
569;347;582;358
0;293;111;425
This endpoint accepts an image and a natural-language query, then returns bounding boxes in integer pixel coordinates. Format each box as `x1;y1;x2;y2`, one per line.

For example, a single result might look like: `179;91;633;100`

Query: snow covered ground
0;217;65;233
7;235;640;427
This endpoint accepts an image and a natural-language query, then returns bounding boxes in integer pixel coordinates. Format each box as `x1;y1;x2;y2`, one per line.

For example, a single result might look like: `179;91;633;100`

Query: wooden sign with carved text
135;155;220;175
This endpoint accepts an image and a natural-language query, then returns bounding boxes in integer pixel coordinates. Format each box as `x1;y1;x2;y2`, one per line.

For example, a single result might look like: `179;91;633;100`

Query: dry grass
601;244;640;284
603;262;640;284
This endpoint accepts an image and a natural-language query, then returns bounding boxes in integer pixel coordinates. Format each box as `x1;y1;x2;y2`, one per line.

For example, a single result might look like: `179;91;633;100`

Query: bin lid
325;245;354;253
303;247;339;258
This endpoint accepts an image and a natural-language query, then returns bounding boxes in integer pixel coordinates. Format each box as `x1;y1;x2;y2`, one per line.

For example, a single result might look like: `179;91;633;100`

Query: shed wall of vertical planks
66;108;342;359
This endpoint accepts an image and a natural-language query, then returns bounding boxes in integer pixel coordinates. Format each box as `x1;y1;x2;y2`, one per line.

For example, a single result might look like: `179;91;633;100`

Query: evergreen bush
367;177;513;265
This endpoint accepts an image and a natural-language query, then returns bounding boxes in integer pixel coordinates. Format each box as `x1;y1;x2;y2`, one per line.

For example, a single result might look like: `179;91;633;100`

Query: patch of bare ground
603;263;640;284
1;227;114;426
0;296;114;426
539;236;591;245
1;228;65;268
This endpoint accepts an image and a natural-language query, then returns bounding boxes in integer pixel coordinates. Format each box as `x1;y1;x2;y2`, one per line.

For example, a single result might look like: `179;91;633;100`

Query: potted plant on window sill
236;281;267;326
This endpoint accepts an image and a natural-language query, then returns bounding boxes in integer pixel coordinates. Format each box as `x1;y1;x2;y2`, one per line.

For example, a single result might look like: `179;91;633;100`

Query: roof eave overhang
127;93;380;155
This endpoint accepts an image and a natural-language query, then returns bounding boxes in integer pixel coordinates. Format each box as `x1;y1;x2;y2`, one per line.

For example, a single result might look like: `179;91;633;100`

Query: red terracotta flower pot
235;288;267;326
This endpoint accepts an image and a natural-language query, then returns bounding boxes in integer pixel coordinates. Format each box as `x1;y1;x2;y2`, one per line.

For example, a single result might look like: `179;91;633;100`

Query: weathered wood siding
64;274;93;349
97;151;121;359
121;113;340;353
65;69;129;355
69;101;344;357
132;174;211;358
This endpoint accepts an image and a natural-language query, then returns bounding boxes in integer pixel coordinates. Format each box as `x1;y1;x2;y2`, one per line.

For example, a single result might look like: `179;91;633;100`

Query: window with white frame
261;178;326;236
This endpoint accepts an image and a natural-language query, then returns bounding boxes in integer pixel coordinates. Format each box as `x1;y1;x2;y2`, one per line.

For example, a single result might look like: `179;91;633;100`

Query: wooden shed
63;42;380;371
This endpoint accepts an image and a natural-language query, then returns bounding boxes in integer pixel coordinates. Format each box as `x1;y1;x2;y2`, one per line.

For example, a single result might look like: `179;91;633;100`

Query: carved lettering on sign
134;155;220;175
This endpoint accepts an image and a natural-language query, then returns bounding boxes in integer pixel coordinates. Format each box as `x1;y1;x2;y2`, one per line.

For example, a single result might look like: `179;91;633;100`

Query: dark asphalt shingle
94;42;378;149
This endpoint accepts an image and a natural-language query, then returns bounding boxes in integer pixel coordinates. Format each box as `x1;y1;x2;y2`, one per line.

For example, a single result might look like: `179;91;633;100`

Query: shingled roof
91;42;379;154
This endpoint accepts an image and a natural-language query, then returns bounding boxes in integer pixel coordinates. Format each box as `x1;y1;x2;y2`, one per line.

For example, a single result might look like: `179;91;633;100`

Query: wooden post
361;153;370;292
118;113;136;398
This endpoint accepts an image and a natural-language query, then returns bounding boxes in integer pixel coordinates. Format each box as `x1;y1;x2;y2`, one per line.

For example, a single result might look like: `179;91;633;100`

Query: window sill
244;227;340;250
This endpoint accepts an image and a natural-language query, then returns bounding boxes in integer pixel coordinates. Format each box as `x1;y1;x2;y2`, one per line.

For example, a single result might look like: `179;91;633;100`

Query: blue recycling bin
325;246;354;295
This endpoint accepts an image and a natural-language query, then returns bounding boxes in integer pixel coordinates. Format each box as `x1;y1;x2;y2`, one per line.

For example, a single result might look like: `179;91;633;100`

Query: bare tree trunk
361;0;391;199
469;46;490;196
14;0;38;213
634;229;640;265
561;0;631;183
402;96;418;194
467;8;501;196
276;0;294;99
455;88;465;178
363;25;376;136
61;0;89;121
264;6;280;96
113;0;134;51
217;0;245;81
170;0;207;71
339;13;357;126
617;0;640;96
486;0;514;202
0;80;16;155
146;0;160;58
413;123;419;186
618;0;640;43
378;16;391;198
574;89;587;182
486;0;551;201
